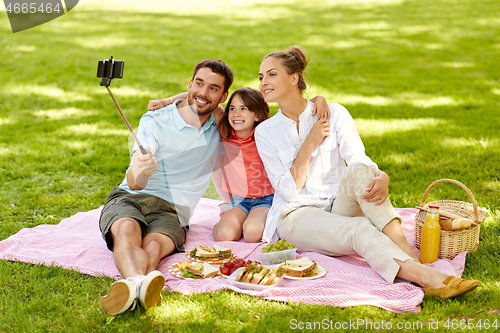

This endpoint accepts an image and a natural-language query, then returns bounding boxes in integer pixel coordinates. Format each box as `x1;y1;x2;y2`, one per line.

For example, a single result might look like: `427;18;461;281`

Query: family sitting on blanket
98;47;479;316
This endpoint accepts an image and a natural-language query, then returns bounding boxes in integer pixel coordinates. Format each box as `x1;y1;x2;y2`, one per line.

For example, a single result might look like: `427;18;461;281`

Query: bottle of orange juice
419;205;441;263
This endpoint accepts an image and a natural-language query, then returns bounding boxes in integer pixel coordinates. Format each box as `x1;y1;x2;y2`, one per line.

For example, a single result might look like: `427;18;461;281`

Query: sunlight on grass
441;62;475;68
304;36;371;49
153;299;203;321
33;108;96;120
382;152;417;165
424;43;445;50
62;140;92;150
111;86;157;97
310;90;463;108
0;147;10;156
8;45;36;52
5;85;91;102
343;21;392;31
0;118;14;126
356;118;448;137
74;36;130;49
332;93;391;106
408;95;459;108
492;88;500;95
79;0;403;15
441;137;498;149
483;181;500;191
364;30;397;37
64;123;129;136
399;25;438;34
481;209;500;226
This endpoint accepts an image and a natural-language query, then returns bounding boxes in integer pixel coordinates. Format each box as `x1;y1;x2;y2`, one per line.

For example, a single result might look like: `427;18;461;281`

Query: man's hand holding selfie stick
97;56;156;189
127;148;157;190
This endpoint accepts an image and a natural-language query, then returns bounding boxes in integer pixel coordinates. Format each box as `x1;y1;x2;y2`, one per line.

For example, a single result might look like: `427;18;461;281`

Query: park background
0;0;499;331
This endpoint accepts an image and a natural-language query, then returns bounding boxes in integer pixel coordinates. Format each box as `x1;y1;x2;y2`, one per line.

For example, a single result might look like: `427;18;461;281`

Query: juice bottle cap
428;205;439;209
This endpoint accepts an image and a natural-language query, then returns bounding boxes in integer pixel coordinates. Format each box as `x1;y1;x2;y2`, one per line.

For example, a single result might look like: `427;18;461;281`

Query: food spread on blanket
416;206;473;231
262;239;296;252
283;256;319;278
220;258;255;276
178;260;220;279
187;244;235;263
234;263;285;285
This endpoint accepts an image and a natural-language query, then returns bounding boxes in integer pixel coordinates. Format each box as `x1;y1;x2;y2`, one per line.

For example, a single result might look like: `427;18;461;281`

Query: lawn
1;0;499;331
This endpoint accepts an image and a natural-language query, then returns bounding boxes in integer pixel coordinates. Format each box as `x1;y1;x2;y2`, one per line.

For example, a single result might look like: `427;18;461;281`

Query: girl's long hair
218;87;270;140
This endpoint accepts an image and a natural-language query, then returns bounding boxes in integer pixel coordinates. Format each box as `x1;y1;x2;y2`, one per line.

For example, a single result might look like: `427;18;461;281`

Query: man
98;60;233;315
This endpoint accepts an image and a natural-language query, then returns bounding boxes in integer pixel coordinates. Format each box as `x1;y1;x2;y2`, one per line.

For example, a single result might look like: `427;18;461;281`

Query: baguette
416;206;474;223
440;218;472;231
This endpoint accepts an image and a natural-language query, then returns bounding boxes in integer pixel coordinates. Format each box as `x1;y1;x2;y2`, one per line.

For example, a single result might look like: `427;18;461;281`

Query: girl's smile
228;94;259;138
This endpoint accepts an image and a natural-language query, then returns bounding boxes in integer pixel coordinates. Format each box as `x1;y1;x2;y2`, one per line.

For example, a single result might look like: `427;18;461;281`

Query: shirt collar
172;99;188;130
277;99;314;124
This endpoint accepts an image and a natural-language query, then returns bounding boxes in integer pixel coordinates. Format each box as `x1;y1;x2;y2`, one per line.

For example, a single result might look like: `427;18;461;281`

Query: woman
254;46;478;298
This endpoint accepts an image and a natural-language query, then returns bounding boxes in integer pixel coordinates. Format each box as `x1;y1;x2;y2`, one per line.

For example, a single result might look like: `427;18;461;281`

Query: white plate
227;267;284;291
284;265;327;280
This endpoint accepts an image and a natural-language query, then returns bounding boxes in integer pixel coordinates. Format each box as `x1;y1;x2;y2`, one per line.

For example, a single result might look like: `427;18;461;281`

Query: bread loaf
440;218;472;231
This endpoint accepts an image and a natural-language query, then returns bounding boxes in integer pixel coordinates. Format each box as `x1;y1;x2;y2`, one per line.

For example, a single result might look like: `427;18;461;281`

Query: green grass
1;0;500;331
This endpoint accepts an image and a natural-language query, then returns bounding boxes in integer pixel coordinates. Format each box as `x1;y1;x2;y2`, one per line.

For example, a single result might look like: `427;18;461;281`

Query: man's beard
187;94;218;116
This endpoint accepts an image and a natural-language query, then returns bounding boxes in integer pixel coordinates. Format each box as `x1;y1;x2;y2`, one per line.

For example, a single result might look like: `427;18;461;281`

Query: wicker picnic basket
414;179;487;259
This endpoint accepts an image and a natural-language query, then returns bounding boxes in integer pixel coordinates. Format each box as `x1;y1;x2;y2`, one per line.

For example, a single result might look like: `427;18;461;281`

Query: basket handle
420;178;479;225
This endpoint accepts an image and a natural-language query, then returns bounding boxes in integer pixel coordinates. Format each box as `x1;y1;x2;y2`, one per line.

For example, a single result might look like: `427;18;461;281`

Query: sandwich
189;245;232;260
179;261;220;278
283;257;317;278
235;263;285;285
236;263;260;283
259;265;285;285
213;244;231;255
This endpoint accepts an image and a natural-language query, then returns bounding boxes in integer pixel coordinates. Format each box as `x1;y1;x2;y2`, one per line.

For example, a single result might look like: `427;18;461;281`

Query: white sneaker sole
138;271;165;310
99;279;135;315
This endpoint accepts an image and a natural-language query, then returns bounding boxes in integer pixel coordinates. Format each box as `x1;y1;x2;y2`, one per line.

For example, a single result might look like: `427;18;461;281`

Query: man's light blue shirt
119;99;220;226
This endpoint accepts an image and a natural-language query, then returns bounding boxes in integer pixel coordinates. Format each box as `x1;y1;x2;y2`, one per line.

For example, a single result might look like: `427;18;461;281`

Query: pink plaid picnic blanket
0;198;467;313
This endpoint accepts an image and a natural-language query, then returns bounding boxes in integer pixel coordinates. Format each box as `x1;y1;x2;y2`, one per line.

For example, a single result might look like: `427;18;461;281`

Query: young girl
212;87;274;242
148;88;330;242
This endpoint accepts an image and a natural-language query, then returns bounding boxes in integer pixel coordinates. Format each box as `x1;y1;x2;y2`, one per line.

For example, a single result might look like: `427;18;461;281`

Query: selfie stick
105;86;148;155
98;56;147;155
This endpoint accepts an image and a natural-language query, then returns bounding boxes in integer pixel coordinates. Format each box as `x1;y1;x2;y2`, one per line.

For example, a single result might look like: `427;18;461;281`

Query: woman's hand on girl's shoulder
310;95;330;120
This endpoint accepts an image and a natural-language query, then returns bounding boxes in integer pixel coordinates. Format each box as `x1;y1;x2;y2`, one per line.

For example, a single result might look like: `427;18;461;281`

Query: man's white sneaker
99;279;136;315
133;271;165;310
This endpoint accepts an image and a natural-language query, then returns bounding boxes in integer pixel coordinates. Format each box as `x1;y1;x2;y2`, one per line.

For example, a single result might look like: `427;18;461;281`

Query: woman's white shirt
254;100;376;242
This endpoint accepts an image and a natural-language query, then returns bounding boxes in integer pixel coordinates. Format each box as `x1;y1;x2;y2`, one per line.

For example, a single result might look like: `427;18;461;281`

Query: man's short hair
193;60;233;93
